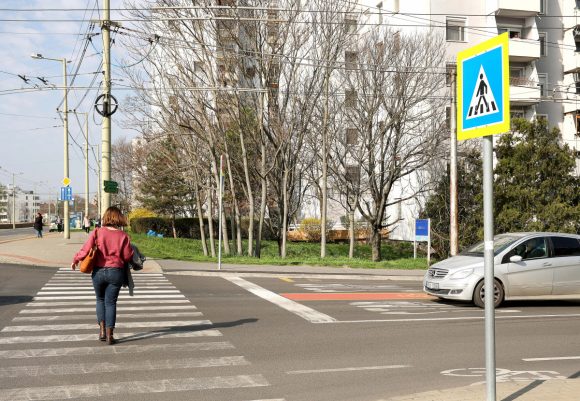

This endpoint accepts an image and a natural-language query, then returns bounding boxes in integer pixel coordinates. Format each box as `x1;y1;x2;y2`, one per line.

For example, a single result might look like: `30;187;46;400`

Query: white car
423;232;580;307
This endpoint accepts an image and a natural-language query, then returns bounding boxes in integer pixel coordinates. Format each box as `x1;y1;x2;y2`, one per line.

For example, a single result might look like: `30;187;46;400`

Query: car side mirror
510;255;523;263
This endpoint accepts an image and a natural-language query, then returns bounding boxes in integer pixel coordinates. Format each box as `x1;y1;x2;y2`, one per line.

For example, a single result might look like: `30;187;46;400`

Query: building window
345;51;358;70
536;114;548;123
539;32;547;56
446;63;456;86
511;107;525;119
445;106;451;130
345;89;357;108
446;17;466;42
539;0;547;15
344;13;357;35
345;165;360;187
575;80;580;95
346;128;358;145
576;0;580;10
538;73;547;97
498;26;522;39
576;113;580;136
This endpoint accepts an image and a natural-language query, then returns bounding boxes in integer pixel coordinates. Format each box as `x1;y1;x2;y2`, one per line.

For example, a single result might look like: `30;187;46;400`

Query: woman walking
33;212;43;238
71;206;133;344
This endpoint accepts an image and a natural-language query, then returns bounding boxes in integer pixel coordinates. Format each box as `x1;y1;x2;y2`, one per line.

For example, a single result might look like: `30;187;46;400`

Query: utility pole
12;173;16;229
84;113;89;220
30;53;70;239
101;0;112;214
449;64;459;256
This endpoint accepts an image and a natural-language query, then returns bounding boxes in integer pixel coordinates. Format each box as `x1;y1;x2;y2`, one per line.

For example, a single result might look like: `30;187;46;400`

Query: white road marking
0;330;223;344
0;375;269;401
36;290;180;295
523;356;580;362
0;356;249;378
224;276;336;323
0;341;234;359
27;299;191;307
2;319;211;332
32;290;185;301
325;313;580;323
287;365;410;374
20;305;198;314
41;285;174;290
13;312;203;321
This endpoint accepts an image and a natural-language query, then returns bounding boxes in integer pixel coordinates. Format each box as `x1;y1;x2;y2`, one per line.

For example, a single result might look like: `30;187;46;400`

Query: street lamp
31;53;71;239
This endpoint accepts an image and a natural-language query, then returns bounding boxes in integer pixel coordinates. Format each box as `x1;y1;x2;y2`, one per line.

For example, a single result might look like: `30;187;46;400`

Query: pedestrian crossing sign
457;33;510;140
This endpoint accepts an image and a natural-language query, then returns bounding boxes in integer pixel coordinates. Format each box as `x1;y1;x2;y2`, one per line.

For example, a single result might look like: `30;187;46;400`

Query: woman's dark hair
101;206;128;227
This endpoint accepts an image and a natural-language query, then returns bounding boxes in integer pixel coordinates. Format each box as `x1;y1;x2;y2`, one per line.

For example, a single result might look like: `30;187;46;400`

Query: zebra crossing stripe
0;374;269;401
0;356;249;378
2;320;211;332
20;305;198;313
27;299;191;307
36;290;181;295
0;329;223;344
41;285;173;289
32;295;186;300
13;312;204;321
0;341;235;359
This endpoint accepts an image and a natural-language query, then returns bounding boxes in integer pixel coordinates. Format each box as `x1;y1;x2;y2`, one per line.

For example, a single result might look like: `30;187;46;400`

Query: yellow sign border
457;33;510;140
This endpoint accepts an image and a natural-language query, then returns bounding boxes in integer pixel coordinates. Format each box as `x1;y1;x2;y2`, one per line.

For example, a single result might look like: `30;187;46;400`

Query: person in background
71;206;133;345
83;215;91;234
33;212;44;238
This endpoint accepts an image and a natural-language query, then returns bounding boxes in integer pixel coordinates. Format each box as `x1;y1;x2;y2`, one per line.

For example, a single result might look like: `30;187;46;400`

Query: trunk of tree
171;213;177;239
371;225;382;262
206;182;216;258
212;159;230;255
193;178;208;256
281;168;289;258
256;142;267;258
320;73;330;258
348;209;355;259
239;129;254;256
225;153;243;255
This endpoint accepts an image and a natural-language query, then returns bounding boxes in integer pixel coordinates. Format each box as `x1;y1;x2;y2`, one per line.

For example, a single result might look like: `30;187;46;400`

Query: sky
0;0;135;204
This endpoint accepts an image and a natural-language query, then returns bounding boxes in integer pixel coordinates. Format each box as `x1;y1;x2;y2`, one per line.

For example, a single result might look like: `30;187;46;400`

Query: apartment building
0;187;40;223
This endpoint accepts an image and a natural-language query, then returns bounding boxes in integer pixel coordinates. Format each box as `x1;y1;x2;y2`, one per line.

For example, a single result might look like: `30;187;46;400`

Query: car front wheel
473;279;504;308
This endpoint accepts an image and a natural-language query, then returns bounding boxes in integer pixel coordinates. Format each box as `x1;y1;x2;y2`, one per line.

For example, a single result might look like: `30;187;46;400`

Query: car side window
551;237;580;257
514;238;547;260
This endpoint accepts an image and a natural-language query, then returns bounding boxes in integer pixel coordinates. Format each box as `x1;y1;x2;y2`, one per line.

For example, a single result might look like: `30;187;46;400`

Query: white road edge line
287;365;410;374
224;276;336;323
523;356;580;362
324;313;580;323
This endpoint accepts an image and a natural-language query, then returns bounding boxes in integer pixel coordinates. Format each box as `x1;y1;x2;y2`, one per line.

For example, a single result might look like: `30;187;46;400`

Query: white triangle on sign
466;65;499;120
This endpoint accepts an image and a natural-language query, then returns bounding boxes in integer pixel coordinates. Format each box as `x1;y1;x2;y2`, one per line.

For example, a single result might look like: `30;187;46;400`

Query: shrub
300;217;322;241
128;208;156;222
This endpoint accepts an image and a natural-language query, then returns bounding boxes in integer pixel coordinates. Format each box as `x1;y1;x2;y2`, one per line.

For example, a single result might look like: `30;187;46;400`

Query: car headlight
449;268;474;279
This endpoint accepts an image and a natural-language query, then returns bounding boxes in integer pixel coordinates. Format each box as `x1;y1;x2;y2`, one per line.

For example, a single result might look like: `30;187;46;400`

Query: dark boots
98;321;106;341
106;327;116;345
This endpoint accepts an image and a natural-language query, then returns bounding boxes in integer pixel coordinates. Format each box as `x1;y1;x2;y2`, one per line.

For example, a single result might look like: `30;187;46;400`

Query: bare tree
343;27;447;261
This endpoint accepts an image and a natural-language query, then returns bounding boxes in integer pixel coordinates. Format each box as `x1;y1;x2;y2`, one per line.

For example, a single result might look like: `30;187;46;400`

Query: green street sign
103;180;119;194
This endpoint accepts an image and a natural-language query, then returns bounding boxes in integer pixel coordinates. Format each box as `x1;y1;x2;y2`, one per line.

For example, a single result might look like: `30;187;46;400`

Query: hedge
130;217;278;240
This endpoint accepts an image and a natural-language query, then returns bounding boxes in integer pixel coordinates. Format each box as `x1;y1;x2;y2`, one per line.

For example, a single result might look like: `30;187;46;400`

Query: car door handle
542;262;552;267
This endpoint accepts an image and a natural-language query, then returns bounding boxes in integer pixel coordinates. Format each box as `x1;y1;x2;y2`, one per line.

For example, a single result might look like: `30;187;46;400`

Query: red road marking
281;292;434;301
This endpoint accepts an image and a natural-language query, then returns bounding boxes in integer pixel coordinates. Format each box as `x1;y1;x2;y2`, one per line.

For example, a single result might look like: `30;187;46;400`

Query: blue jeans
91;267;124;328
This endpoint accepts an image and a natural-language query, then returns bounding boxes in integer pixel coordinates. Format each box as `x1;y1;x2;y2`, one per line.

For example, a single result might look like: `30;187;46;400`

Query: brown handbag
79;229;99;274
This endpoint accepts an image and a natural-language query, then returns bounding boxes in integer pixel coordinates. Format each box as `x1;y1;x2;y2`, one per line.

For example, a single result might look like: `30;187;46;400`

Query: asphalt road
0;227;37;240
0;263;579;401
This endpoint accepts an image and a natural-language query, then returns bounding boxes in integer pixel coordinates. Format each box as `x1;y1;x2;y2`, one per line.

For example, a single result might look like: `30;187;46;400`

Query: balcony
510;77;540;106
494;0;540;17
509;38;540;62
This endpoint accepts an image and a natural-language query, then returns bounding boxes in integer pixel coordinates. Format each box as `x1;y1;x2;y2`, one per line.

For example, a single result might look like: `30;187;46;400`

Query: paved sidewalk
2;231;580;400
0;230;162;273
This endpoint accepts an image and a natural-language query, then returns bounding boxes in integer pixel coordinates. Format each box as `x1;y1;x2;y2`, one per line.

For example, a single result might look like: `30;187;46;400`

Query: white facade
0;187;40;223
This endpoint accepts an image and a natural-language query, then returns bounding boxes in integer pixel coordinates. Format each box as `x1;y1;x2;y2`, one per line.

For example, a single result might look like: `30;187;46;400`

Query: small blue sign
415;219;429;242
60;186;73;201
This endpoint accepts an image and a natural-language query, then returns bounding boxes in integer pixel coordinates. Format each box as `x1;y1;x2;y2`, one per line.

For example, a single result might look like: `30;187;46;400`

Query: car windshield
461;235;521;256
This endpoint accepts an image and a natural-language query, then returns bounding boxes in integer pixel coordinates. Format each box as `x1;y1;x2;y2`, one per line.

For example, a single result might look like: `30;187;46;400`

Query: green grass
129;233;428;270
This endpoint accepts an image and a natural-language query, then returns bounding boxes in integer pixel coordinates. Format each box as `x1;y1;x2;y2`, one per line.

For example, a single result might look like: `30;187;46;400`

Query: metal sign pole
217;155;224;270
483;135;496;401
427;218;431;267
